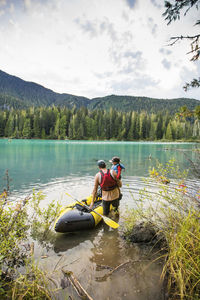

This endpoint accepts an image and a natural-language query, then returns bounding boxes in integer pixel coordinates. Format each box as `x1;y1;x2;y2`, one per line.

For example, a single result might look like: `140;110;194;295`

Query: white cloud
0;0;199;100
0;0;6;7
9;3;14;13
23;0;32;10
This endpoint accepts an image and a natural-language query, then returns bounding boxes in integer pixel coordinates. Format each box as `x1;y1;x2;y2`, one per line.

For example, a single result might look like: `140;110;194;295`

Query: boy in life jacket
109;156;125;180
90;160;122;216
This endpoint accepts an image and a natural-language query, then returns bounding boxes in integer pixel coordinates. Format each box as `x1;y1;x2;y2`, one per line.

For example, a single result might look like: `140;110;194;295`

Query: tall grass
123;159;200;299
7;262;53;300
162;209;200;299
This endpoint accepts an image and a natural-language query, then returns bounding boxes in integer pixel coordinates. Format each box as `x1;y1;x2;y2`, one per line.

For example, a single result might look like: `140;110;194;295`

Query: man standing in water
90;160;122;216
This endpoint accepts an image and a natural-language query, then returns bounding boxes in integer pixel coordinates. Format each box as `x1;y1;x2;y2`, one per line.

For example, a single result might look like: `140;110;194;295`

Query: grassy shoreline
123;160;200;299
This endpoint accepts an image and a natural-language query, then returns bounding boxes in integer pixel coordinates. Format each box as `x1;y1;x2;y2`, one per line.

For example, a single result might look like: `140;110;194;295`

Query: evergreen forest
1;106;199;141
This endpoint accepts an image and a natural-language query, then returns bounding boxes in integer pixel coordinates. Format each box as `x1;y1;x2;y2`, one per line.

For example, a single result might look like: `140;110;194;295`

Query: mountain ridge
0;69;199;113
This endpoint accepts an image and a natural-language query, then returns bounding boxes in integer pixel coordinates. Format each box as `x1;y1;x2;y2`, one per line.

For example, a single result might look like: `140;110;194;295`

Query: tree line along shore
0;106;200;141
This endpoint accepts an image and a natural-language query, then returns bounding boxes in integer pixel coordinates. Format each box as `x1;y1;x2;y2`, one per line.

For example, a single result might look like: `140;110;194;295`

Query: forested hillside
0;70;199;114
1;106;199;141
0;70;89;108
88;95;200;113
0;94;29;110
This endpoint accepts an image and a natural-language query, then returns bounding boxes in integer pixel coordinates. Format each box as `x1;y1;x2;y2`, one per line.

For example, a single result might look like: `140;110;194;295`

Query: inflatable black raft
54;195;105;233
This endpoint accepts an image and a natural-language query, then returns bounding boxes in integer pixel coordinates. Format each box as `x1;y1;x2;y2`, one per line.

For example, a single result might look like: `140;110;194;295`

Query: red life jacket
100;169;117;191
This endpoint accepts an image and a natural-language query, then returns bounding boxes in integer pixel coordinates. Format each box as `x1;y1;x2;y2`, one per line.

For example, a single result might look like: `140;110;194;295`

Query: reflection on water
53;229;100;254
90;228;164;300
1;140;199;299
0;139;198;193
40;224;164;300
33;177;198;299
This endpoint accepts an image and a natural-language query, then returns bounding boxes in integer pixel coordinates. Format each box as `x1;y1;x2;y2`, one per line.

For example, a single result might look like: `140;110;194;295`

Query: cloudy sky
0;0;199;100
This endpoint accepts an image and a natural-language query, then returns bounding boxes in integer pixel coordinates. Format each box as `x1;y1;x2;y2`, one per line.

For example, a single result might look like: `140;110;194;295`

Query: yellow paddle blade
66;192;73;198
102;216;119;229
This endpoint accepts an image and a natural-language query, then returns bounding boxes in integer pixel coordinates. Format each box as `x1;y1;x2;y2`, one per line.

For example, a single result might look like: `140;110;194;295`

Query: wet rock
129;222;156;243
128;222;166;248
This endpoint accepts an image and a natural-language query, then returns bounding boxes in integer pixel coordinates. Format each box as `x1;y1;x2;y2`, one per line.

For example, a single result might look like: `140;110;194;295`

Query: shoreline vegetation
0;187;61;299
0;106;200;141
1;137;200;143
123;159;200;300
1;156;200;299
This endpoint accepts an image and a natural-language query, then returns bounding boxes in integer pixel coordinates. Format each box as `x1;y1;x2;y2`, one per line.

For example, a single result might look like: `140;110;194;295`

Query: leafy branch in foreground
176;105;200;120
163;0;200;90
123;159;200;299
163;0;199;25
183;77;200;91
30;190;61;241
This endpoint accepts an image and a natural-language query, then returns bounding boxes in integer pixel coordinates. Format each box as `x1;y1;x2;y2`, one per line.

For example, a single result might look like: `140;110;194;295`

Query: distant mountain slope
88;95;200;113
0;70;90;108
0;94;29;110
0;69;199;113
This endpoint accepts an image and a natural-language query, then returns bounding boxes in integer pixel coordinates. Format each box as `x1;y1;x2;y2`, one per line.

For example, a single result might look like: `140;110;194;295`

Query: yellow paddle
65;192;119;229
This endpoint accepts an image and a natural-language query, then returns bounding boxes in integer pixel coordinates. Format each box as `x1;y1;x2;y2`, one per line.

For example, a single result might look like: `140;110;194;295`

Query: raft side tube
54;196;103;233
54;209;95;232
54;201;77;230
90;205;103;226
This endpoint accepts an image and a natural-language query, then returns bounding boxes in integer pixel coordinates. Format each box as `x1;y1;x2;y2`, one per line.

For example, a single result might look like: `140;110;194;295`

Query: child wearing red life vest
109;156;125;180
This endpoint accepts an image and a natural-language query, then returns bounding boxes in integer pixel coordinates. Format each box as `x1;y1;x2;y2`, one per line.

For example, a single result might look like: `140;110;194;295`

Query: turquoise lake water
0;139;198;196
1;139;199;300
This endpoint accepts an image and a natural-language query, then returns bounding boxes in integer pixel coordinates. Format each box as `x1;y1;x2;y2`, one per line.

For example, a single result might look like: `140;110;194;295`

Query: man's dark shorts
102;198;119;216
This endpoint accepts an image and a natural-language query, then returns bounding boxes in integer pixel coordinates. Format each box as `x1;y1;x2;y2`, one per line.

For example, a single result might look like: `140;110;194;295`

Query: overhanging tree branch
183;78;200;91
163;0;200;91
169;34;200;45
163;0;200;25
168;34;200;60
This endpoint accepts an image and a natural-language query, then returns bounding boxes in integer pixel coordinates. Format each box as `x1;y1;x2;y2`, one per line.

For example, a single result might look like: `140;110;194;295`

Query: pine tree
140;113;148;139
33;114;40;138
41;128;46;139
54;114;60;139
22;118;31;138
4;112;14;137
0;111;6;136
165;122;173;140
156;114;163;139
193;120;200;137
60;115;67;139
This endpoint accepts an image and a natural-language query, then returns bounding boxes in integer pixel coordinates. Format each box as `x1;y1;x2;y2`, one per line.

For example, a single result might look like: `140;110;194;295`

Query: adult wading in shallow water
90;160;122;216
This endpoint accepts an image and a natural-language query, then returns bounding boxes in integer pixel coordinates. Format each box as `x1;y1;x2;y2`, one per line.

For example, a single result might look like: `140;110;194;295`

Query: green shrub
0;188;61;299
